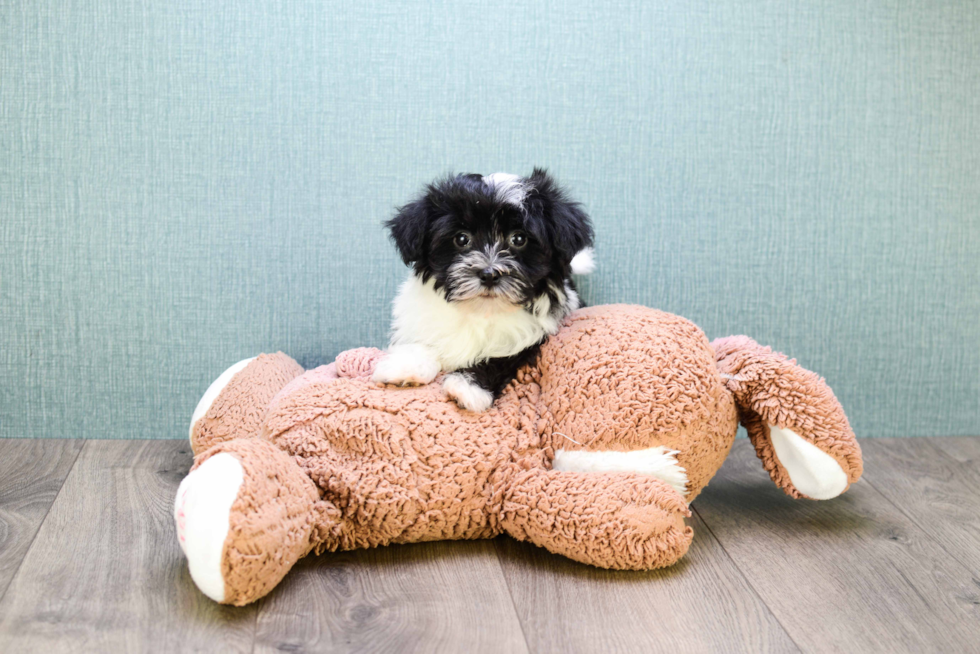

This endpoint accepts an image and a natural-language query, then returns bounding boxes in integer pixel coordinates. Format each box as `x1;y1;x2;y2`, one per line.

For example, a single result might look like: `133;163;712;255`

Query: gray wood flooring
0;438;977;653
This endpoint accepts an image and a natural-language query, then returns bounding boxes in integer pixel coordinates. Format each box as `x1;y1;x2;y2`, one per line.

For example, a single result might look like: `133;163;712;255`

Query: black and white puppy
372;169;595;411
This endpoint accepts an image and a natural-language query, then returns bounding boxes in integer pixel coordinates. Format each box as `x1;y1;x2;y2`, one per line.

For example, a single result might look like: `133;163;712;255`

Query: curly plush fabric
182;304;863;605
535;306;738;502
499;469;693;570
712;336;863;498
192;439;325;606
191;352;304;453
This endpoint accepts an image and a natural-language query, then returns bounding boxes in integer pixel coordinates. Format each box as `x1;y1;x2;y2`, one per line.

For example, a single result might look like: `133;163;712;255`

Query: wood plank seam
0;440;84;605
491;536;537;653
861;475;980;579
690;504;805;653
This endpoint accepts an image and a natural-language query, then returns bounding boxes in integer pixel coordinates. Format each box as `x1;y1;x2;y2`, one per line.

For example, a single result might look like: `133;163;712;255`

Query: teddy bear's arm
497;468;693;570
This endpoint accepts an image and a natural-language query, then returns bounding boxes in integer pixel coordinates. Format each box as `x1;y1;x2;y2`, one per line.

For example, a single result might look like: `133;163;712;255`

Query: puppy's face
427;176;543;304
386;170;593;306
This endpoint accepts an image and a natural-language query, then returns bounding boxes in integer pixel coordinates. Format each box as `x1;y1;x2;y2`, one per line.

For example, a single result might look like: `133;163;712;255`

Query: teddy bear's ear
526;168;594;268
384;197;430;266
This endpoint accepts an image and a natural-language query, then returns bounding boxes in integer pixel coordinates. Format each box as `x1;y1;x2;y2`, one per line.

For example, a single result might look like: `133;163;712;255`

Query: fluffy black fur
386;168;592;308
455;342;546;399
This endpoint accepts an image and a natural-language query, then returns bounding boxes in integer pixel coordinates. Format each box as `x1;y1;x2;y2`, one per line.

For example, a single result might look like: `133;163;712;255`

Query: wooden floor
0;438;978;653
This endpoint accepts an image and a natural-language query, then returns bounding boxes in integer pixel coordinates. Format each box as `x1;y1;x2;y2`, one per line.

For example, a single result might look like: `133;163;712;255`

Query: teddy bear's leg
497;468;693;570
712;335;863;500
189;352;305;455
175;438;336;605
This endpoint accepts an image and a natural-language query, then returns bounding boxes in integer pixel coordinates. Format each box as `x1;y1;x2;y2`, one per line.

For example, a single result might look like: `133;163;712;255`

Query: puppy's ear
384;197;429;265
527;168;594;264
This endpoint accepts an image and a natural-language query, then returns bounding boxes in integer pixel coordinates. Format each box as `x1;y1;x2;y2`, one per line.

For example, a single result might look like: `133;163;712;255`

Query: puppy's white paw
443;372;494;412
372;344;441;386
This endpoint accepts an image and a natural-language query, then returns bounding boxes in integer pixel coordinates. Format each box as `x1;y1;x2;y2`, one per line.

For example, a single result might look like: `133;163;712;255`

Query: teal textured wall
1;1;978;439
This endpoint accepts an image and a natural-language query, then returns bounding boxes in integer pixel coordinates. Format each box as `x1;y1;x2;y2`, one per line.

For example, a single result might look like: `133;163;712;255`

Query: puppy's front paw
371;344;440;386
443;372;494;412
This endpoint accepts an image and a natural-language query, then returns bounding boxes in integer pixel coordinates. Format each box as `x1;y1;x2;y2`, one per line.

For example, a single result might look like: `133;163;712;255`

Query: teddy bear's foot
175;451;244;603
175;439;326;605
767;425;848;500
189;352;305;455
713;335;862;499
371;343;441;387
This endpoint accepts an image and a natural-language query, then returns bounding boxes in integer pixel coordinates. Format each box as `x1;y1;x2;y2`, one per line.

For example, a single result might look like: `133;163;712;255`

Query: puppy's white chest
389;275;551;369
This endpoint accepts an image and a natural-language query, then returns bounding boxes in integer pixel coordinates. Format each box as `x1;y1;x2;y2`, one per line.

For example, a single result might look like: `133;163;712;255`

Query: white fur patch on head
174;452;245;603
569;247;595;275
769;425;848;499
443;372;494;412
482;172;528;208
552;446;689;496
372;343;442;386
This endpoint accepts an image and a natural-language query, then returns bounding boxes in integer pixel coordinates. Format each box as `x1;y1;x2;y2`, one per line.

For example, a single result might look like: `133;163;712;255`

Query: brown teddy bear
175;305;862;606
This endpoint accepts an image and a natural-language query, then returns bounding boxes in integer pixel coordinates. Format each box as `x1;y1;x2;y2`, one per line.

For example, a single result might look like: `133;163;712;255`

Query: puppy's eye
509;232;527;248
453;233;471;248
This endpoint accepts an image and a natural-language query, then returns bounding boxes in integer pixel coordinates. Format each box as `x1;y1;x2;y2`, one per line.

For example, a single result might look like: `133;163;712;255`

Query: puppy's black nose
478;268;501;284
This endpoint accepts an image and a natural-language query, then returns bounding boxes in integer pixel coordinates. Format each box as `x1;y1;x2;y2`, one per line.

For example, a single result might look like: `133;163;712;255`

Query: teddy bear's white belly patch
552;446;688;496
